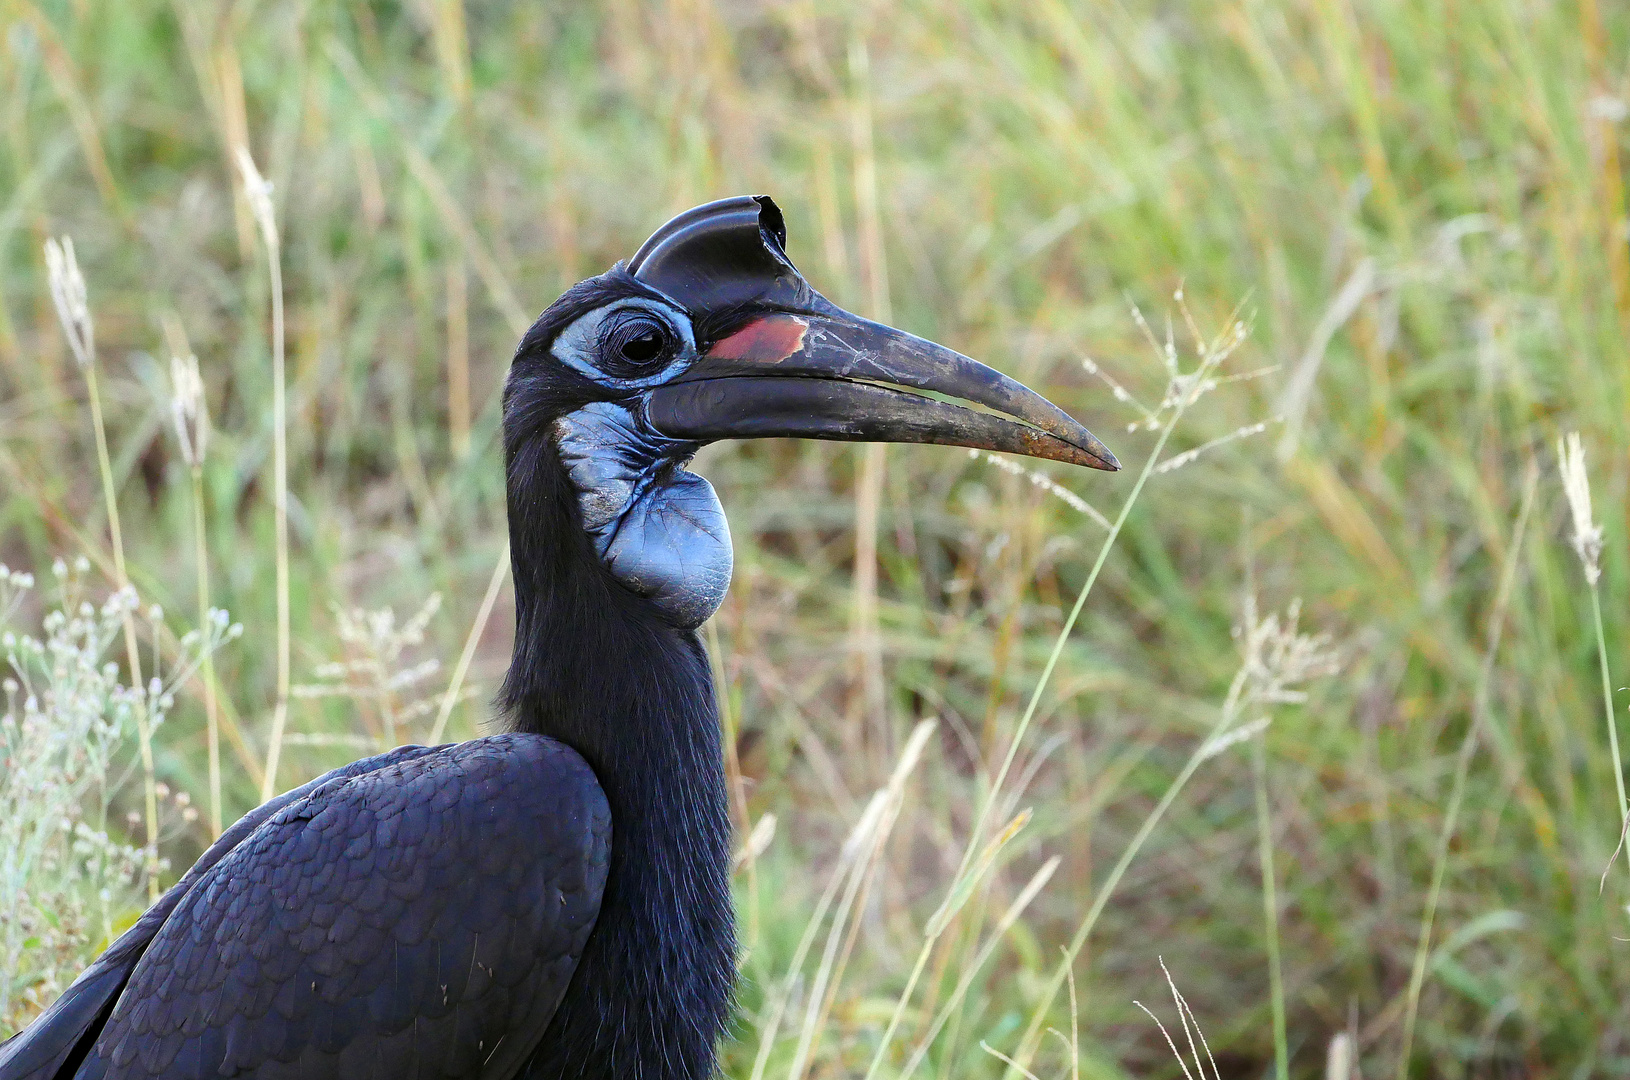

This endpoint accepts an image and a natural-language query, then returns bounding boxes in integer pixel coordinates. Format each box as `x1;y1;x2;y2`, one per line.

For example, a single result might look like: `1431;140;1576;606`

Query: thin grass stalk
896;857;1060;1080
803;848;879;1064
995;316;1247;1078
1586;578;1630;905
860;919;935;1080
45;236;159;903
87;360;159;903
267;215;289;797
236;147;290;803
788;721;933;1080
969;346;1211;871
862;807;1036;1080
1587;585;1628;840
1252;736;1288;1080
846;30;890;750
1134;959;1222;1080
166;330;222;838
1064;956;1080;1080
786;811;885;1080
925;939;986;1079
1394;462;1537;1079
911;898;976;1063
428;541;510;746
914;851;1009;1071
446;258;471;458
1556;433;1628;883
753;723;933;1080
192;467;221;837
748;794;886;1080
1004;666;1248;1079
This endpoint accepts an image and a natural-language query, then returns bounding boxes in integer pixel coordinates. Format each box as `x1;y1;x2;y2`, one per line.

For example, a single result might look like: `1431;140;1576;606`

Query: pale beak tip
1066;426;1120;472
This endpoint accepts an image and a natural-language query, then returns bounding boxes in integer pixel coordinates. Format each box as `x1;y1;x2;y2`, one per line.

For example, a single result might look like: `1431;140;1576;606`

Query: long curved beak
644;309;1119;471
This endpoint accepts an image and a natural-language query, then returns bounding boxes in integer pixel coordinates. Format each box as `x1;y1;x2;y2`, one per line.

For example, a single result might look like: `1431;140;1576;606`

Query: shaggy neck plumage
499;432;735;1080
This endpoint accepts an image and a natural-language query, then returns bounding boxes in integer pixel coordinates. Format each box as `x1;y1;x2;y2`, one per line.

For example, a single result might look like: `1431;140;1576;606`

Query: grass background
2;0;1629;1075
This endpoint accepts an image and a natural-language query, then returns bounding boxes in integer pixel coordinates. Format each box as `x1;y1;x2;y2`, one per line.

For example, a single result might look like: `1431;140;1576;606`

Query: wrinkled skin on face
552;399;731;630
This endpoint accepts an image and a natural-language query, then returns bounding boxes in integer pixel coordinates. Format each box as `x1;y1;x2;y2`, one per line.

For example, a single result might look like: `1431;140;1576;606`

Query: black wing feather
0;746;444;1080
2;735;609;1080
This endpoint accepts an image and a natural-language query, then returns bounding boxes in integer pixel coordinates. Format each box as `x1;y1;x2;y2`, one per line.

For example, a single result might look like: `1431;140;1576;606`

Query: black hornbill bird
0;196;1117;1080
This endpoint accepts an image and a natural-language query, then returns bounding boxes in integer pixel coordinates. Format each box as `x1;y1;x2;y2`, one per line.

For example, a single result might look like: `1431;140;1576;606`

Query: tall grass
1;1;1628;1074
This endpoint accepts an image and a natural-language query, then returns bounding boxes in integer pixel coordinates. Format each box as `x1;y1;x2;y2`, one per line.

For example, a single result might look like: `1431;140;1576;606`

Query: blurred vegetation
2;0;1629;1075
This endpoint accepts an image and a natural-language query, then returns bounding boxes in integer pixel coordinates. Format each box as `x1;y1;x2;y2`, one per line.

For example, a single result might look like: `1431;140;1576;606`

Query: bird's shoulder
0;743;445;1080
82;732;611;1080
1;735;611;1080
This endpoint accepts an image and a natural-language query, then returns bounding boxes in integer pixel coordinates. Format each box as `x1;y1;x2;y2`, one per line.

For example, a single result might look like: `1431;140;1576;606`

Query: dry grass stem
1254;737;1289;1080
169;349;222;835
978;1042;1042;1080
44;237;159;902
1556;433;1627;844
846;31;891;750
428;542;510;746
786;721;934;1080
896;855;1059;1080
733;812;777;874
757;721;933;1080
445;259;471;458
1395;461;1537;1079
235;146;291;803
1132;959;1221;1080
1275;258;1375;460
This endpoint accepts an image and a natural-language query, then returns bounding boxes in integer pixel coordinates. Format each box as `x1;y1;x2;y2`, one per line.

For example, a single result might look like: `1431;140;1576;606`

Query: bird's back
0;735;610;1080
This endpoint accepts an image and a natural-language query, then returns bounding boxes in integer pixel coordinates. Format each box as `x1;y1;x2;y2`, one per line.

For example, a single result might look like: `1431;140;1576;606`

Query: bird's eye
621;328;664;364
603;314;674;374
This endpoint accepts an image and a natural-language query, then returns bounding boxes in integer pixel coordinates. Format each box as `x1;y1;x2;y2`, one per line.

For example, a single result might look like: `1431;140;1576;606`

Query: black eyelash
601;313;675;376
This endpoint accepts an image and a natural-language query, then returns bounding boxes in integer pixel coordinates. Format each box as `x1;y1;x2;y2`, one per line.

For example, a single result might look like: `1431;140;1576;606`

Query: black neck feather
499;433;735;1080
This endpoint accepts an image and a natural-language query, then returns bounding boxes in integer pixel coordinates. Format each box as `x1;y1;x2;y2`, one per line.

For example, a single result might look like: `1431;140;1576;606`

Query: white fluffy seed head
44;237;94;369
1558;432;1603;586
169;352;208;467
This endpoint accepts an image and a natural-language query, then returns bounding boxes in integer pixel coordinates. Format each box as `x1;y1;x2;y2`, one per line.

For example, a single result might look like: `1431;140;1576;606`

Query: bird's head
504;196;1118;630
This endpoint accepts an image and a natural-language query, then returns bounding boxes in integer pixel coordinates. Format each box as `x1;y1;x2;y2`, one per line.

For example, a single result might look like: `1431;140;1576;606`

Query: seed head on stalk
169;353;208;470
43;238;93;370
1558;432;1603;585
43;235;161;901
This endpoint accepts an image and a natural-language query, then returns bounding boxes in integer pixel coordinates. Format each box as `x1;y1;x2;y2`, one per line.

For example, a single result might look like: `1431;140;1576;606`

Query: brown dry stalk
846;31;891;752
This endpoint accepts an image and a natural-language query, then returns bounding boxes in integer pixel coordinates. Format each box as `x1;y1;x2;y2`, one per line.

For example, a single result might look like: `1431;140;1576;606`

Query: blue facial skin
549;299;734;631
553;401;732;630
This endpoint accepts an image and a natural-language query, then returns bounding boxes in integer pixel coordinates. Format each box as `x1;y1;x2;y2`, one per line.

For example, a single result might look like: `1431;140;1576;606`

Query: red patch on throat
707;315;809;363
